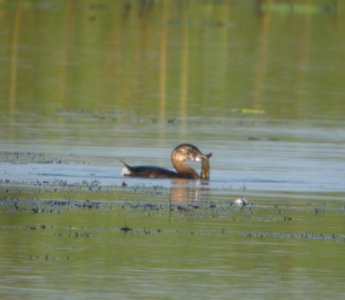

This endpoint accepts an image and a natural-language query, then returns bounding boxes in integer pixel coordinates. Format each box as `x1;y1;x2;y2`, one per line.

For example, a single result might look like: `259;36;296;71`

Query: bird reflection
169;178;210;208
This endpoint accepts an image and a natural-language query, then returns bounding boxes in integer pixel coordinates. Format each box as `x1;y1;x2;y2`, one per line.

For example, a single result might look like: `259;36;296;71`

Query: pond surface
1;1;345;299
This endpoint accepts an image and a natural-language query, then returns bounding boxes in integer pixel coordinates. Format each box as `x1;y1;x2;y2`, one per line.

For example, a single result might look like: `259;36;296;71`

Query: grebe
122;143;212;179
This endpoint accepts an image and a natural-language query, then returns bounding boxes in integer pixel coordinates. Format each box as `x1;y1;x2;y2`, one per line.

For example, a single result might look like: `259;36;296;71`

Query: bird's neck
172;158;199;179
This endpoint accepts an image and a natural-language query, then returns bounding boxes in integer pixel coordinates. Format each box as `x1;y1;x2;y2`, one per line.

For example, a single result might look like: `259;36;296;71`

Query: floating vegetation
241;231;345;242
0;151;64;164
0;151;88;165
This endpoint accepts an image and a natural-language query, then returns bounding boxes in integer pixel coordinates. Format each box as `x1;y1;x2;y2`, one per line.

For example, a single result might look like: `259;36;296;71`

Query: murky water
1;1;345;299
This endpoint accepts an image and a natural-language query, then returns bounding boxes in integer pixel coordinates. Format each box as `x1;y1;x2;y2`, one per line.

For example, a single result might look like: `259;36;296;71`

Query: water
1;1;345;299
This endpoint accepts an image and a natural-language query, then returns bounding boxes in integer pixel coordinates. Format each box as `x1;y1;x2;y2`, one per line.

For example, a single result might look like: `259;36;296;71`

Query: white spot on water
233;197;248;206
